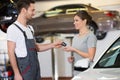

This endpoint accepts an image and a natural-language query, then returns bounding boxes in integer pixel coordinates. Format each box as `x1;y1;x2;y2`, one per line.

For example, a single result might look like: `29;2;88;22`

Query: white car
72;30;120;80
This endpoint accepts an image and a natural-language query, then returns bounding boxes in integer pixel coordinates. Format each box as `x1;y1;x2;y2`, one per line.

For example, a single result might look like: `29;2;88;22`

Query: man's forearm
8;52;20;74
36;43;54;52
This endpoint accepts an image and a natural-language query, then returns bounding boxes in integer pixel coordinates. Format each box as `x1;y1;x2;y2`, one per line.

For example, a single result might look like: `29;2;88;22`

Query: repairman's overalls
14;23;41;80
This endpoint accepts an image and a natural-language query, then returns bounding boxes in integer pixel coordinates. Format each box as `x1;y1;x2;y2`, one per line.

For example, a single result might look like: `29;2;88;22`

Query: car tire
96;31;107;40
88;20;98;34
35;36;44;43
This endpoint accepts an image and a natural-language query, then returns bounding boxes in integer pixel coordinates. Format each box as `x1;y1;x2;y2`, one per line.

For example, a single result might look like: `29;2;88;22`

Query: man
7;0;62;80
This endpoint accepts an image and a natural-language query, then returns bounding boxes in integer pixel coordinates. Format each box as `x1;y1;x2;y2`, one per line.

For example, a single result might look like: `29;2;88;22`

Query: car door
93;37;120;80
95;37;120;68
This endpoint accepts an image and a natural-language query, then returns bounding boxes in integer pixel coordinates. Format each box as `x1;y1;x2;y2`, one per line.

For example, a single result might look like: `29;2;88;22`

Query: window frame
94;37;120;68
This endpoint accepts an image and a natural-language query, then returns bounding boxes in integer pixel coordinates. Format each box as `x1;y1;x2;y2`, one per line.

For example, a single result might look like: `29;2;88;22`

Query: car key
61;42;67;46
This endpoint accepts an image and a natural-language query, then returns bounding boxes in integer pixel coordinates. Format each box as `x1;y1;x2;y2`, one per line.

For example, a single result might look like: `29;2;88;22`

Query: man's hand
14;73;23;80
53;40;62;48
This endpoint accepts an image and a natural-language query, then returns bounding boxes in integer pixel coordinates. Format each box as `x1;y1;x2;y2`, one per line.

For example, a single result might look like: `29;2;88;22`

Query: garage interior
0;0;120;80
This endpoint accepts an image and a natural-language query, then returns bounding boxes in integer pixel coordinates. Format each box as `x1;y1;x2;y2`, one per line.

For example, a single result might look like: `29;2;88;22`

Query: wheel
96;31;107;40
35;36;44;43
88;20;98;34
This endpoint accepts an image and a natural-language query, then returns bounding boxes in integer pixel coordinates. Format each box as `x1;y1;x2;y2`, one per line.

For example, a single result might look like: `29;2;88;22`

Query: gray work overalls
14;23;41;80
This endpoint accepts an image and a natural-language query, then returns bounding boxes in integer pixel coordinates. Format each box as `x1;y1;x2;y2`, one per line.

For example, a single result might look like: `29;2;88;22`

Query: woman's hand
68;56;74;63
64;46;75;52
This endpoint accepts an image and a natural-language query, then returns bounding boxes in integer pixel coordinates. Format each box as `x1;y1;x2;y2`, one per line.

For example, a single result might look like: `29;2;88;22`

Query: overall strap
28;26;34;35
13;23;27;39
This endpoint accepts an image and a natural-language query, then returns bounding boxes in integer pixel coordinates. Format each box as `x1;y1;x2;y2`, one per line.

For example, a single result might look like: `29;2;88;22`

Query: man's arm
35;40;62;52
36;43;55;52
7;41;22;80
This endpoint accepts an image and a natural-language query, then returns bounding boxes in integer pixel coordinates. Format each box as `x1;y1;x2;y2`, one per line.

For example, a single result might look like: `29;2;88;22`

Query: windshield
95;37;120;68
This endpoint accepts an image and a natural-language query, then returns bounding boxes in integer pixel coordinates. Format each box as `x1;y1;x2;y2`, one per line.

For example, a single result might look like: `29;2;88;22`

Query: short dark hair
17;0;35;13
75;10;92;25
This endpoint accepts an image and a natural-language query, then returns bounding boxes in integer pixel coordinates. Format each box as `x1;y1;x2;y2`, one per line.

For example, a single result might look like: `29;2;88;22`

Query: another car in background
30;4;120;39
0;1;120;40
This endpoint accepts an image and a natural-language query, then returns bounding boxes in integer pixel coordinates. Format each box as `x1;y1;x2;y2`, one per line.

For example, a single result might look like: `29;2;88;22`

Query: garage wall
38;36;73;78
99;4;120;12
35;0;120;10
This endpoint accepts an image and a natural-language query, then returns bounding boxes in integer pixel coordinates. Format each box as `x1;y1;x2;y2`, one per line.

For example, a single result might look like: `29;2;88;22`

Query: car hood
72;68;120;80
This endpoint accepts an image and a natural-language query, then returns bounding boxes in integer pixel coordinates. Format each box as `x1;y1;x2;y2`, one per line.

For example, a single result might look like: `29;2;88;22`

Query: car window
95;37;120;68
44;8;87;17
51;5;85;10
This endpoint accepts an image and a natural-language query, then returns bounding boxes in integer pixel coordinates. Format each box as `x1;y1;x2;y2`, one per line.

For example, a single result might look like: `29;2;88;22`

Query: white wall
35;0;120;11
38;35;74;78
37;39;53;77
0;30;8;65
99;4;120;12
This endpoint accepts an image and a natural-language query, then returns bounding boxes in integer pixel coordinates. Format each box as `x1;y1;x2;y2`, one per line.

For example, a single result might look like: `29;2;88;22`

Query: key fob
61;42;67;46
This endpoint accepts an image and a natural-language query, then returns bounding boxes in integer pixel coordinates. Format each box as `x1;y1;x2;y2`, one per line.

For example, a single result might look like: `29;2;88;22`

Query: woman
64;10;97;75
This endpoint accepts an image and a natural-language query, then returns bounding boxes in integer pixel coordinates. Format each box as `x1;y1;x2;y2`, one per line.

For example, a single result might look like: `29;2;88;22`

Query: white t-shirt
7;21;34;57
